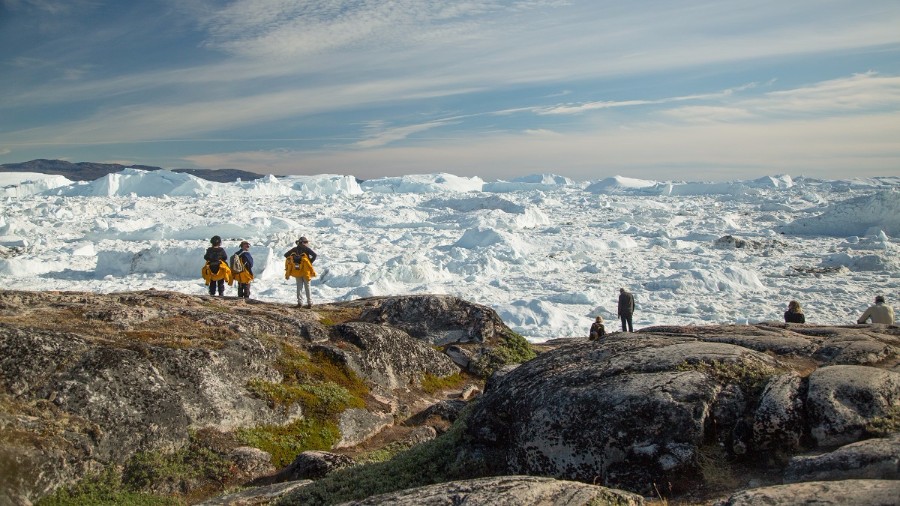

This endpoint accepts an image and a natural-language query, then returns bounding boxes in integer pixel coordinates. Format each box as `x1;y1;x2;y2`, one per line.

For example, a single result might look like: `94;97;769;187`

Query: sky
1;0;900;181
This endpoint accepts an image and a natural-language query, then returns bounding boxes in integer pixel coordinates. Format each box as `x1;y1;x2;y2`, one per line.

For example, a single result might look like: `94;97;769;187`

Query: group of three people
201;235;318;307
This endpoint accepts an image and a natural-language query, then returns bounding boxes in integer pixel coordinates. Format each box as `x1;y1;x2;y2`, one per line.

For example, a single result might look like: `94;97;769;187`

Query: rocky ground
0;289;898;505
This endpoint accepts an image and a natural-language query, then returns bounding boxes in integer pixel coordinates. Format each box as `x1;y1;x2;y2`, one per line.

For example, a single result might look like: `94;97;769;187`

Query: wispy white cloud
354;119;456;149
663;72;900;123
185;110;900;180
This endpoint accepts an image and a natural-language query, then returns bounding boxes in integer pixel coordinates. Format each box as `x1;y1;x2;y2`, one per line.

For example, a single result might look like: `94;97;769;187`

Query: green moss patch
280;406;482;505
37;468;182;506
866;405;900;437
241;344;369;467
238;418;340;468
676;358;777;397
470;330;537;378
421;372;466;395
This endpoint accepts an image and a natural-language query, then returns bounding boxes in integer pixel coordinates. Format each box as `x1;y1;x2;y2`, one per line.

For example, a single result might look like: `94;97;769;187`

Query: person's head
240;241;250;250
875;295;885;304
595;316;603;322
620;287;625;293
210;235;221;246
297;236;309;246
788;300;801;312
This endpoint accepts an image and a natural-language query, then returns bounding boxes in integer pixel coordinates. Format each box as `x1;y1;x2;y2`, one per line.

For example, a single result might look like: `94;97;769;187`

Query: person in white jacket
857;295;895;325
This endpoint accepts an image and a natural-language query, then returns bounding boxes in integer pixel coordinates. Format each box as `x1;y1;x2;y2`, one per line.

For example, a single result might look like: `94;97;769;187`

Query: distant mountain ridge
0;159;265;183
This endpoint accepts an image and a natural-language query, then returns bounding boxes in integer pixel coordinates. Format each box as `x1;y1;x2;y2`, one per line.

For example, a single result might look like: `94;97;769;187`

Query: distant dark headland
0;159;265;183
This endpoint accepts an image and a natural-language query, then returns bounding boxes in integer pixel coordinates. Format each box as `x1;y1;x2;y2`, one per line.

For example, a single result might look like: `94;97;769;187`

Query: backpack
230;251;244;273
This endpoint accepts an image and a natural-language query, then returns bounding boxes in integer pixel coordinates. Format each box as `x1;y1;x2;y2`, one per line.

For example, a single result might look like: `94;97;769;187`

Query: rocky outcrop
785;434;900;482
715;479;900;505
341;475;645;506
3;290;899;505
806;365;900;447
464;323;899;494
357;295;507;345
0;290;502;505
197;480;312;506
329;322;458;391
260;451;355;484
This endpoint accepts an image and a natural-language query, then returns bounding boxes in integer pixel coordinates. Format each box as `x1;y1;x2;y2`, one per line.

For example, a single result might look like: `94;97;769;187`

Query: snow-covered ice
1;169;898;342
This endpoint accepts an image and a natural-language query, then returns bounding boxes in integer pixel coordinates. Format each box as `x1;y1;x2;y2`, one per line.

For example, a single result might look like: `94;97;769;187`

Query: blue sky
1;0;899;181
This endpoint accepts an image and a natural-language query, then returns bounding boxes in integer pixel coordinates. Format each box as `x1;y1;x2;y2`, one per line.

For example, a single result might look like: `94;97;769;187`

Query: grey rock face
0;290;498;504
340;475;645;506
715;479;900;506
752;372;806;452
336;409;395;449
357;295;507;345
44;337;287;462
806;365;900;447
466;335;782;491
197;480;312;506
465;325;900;494
785;434;900;482
331;322;459;391
266;450;355;483
229;447;276;481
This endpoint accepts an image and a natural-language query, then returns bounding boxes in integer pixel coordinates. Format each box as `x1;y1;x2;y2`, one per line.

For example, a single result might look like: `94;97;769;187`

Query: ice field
1;169;898;341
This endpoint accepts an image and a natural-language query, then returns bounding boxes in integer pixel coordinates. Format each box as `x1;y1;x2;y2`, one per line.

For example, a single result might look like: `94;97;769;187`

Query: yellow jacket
285;254;316;280
233;269;254;284
202;261;233;285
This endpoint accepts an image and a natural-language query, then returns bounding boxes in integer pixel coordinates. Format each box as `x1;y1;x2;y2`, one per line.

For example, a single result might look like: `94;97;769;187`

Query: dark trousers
237;283;250;298
209;279;224;296
620;314;633;332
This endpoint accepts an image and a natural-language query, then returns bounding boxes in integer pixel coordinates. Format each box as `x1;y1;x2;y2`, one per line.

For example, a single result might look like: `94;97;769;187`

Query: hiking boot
305;303;312;309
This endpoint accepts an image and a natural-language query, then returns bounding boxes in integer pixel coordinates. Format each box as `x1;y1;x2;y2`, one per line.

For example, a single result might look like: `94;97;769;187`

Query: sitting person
857;295;895;325
784;300;805;323
589;316;606;341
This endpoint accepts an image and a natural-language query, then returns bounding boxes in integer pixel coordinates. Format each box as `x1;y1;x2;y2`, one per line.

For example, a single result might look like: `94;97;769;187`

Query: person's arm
857;307;872;324
306;246;317;263
284;247;295;259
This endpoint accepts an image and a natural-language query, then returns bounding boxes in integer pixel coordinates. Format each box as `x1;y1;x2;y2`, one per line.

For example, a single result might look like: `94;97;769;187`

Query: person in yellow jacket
202;235;232;296
284;236;317;308
232;241;254;299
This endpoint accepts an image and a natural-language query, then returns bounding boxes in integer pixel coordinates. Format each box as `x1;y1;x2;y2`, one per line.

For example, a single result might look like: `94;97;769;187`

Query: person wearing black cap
284;236;317;308
203;235;228;296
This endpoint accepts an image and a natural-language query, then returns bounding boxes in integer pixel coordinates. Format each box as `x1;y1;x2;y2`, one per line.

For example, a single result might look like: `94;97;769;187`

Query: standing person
857;295;895;324
589;316;606;341
618;287;635;332
202;235;230;296
284;236;317;308
232;241;254;299
784;300;806;323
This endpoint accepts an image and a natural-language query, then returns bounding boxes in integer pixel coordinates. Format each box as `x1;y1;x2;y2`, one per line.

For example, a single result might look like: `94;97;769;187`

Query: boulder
806;366;900;447
357;295;507;345
785;434;900;482
268;450;355;483
329;322;459;391
715;479;900;506
197;480;311;506
465;335;785;492
752;372;807;453
335;409;395;449
229;446;276;481
341;475;644;506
